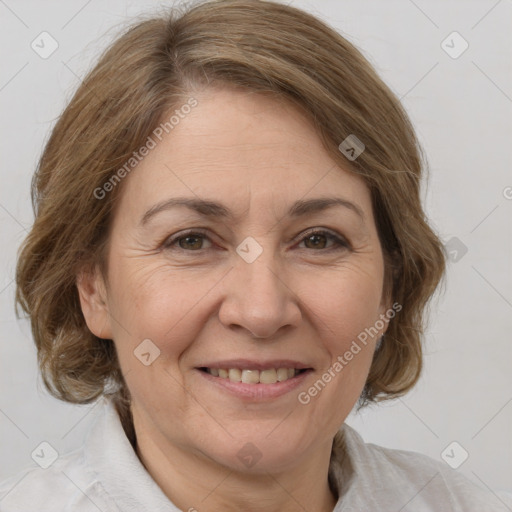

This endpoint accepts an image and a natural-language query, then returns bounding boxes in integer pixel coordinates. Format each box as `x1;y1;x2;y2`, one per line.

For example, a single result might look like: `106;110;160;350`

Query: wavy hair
15;0;446;443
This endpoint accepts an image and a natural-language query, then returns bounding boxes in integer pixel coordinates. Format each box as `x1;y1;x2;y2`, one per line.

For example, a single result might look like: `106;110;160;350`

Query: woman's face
80;86;391;473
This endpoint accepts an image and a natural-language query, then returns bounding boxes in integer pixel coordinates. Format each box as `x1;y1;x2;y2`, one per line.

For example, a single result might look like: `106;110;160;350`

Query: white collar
84;396;179;511
83;397;359;510
82;396;500;511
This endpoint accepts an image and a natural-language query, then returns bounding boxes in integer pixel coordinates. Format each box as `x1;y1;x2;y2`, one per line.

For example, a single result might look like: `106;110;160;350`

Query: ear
379;248;401;328
378;299;393;337
76;265;113;340
377;265;396;338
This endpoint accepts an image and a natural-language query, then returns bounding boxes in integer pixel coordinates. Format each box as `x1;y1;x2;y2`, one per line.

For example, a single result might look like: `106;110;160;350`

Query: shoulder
334;424;512;512
0;416;122;512
0;446;114;512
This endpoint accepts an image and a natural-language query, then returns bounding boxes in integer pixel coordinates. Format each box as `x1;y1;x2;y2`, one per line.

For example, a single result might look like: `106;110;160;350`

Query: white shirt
1;396;510;511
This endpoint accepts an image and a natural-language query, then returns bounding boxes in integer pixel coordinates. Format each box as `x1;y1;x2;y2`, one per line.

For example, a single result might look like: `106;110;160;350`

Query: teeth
241;369;260;384
277;368;289;382
206;367;302;384
260;369;277;384
228;368;241;382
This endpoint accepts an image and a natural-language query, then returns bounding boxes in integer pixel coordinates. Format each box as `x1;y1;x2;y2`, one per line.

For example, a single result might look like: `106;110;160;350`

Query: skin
77;86;391;512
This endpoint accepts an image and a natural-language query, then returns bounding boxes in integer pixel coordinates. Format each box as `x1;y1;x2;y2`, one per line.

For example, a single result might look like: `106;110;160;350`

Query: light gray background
1;0;511;499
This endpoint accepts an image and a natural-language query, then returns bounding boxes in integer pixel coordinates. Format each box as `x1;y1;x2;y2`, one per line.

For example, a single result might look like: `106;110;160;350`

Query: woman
1;0;509;510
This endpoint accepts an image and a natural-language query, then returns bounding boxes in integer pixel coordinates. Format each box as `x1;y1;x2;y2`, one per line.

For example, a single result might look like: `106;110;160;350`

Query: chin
194;426;313;475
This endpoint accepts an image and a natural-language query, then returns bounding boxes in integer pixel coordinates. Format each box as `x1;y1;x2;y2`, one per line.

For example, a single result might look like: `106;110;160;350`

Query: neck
134;420;339;512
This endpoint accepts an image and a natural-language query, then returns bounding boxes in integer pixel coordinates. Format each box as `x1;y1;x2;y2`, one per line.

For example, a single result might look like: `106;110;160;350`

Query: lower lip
195;369;313;400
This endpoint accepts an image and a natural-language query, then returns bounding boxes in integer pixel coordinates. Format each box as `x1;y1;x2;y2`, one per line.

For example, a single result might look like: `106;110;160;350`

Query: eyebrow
139;196;365;226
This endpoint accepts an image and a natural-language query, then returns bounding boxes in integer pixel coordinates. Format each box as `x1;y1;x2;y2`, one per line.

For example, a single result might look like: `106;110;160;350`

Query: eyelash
162;228;350;253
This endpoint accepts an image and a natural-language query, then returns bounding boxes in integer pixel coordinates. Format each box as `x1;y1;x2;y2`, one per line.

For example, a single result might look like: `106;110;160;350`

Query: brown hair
15;0;445;441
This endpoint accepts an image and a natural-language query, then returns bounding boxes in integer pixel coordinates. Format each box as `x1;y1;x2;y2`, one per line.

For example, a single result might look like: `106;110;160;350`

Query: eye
162;229;212;251
296;229;349;251
162;228;349;253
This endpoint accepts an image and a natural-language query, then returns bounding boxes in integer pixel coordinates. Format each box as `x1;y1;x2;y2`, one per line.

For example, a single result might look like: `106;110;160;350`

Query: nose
218;249;302;339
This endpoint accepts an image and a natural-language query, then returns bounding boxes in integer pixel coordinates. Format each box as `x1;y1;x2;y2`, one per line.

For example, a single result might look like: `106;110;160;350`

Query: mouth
194;360;313;400
198;367;309;384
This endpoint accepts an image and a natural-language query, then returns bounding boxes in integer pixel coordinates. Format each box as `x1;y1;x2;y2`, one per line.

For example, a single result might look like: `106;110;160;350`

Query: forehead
114;87;373;224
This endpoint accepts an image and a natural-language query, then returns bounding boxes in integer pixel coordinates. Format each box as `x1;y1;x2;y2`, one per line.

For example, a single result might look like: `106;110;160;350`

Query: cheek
305;264;385;345
109;252;384;349
301;264;384;407
299;271;383;427
107;260;220;359
105;263;209;410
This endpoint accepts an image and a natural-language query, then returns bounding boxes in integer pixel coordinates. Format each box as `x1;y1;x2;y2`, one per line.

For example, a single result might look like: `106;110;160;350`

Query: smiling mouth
198;367;309;384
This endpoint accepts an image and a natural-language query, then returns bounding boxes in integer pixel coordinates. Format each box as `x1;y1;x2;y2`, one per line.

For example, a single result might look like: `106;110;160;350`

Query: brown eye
303;233;328;249
177;234;205;250
163;230;212;251
163;228;348;254
298;230;348;251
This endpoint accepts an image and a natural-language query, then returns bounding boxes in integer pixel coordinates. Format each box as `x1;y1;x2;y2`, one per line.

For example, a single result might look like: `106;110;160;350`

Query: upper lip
196;359;313;371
